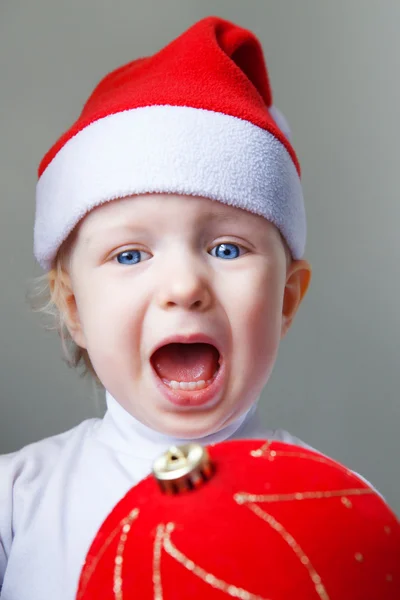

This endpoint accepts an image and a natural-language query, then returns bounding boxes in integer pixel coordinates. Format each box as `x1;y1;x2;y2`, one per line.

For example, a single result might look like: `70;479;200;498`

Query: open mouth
150;342;221;391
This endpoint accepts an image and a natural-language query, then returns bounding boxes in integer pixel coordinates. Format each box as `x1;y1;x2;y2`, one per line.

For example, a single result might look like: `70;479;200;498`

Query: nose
156;255;213;312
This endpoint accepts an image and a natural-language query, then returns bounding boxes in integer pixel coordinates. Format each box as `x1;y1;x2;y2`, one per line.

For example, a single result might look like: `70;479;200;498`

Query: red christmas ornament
77;440;400;599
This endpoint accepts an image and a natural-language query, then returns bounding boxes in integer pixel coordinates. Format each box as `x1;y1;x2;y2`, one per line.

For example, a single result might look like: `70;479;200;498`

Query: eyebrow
84;209;248;246
200;211;245;226
83;224;148;246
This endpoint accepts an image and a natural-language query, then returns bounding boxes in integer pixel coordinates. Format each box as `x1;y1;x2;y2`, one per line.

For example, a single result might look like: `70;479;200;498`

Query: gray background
1;1;399;513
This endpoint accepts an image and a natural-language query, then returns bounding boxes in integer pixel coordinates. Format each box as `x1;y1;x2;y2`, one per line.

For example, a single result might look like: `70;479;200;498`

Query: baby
0;16;313;600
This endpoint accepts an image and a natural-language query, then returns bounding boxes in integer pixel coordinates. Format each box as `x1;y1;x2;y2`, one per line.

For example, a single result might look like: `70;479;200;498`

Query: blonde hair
28;245;99;382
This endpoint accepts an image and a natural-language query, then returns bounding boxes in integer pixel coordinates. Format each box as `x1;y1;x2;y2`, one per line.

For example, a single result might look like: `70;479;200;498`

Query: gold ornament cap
152;443;214;494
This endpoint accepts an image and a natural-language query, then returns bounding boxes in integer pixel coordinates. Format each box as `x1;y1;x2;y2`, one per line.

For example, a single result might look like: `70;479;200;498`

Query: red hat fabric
34;16;306;270
76;440;400;599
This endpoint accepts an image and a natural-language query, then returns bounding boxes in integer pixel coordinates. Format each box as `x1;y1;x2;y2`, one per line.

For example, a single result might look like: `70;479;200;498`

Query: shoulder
259;429;383;498
0;418;100;583
0;418;100;489
234;405;315;450
268;429;316;450
235;410;315;451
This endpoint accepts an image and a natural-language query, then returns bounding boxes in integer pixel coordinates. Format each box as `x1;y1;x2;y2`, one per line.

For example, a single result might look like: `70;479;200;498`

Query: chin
154;407;235;440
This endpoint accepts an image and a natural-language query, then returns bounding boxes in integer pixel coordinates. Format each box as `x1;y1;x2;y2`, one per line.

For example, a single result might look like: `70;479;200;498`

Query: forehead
76;194;275;238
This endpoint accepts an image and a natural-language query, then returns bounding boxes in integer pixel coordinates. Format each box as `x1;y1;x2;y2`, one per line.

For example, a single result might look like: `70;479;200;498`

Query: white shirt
0;392;312;600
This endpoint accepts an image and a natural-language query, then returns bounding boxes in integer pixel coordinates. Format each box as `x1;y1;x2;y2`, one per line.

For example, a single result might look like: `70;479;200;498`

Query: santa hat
76;440;400;599
34;16;306;271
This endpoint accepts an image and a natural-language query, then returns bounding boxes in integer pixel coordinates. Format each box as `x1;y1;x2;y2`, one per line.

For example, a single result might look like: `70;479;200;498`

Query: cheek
229;268;285;368
74;280;142;359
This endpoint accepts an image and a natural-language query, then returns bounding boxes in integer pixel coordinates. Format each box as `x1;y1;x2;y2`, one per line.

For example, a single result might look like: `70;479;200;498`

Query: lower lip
151;361;226;408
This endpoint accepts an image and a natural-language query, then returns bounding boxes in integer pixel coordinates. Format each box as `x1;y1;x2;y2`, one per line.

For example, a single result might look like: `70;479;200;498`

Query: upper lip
149;333;222;360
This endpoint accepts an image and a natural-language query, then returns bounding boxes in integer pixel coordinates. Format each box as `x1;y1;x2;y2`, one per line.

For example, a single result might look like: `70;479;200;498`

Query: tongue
152;343;219;382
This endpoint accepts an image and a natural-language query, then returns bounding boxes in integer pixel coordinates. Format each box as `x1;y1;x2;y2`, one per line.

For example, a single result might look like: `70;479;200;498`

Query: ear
281;259;312;338
48;268;87;349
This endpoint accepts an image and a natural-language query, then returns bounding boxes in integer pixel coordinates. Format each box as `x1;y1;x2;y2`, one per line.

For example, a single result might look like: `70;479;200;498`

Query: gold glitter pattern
153;524;165;600
158;522;270;600
77;509;139;600
341;497;352;508
113;508;139;600
250;441;272;458
78;526;122;598
354;553;364;563
250;441;354;470
241;441;380;599
235;487;373;505
241;502;329;600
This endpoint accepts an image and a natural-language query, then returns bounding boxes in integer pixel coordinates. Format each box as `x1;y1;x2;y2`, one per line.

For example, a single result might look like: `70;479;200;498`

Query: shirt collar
94;390;258;461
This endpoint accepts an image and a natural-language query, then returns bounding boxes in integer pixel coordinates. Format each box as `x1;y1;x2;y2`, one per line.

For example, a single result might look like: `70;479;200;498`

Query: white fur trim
35;106;305;269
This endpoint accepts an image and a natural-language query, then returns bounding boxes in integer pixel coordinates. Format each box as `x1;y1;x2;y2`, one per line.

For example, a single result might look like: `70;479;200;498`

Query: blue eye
116;250;142;265
210;243;242;260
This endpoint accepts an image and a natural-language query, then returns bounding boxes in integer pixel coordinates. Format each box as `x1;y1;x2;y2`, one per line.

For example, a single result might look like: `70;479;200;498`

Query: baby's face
67;194;292;437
